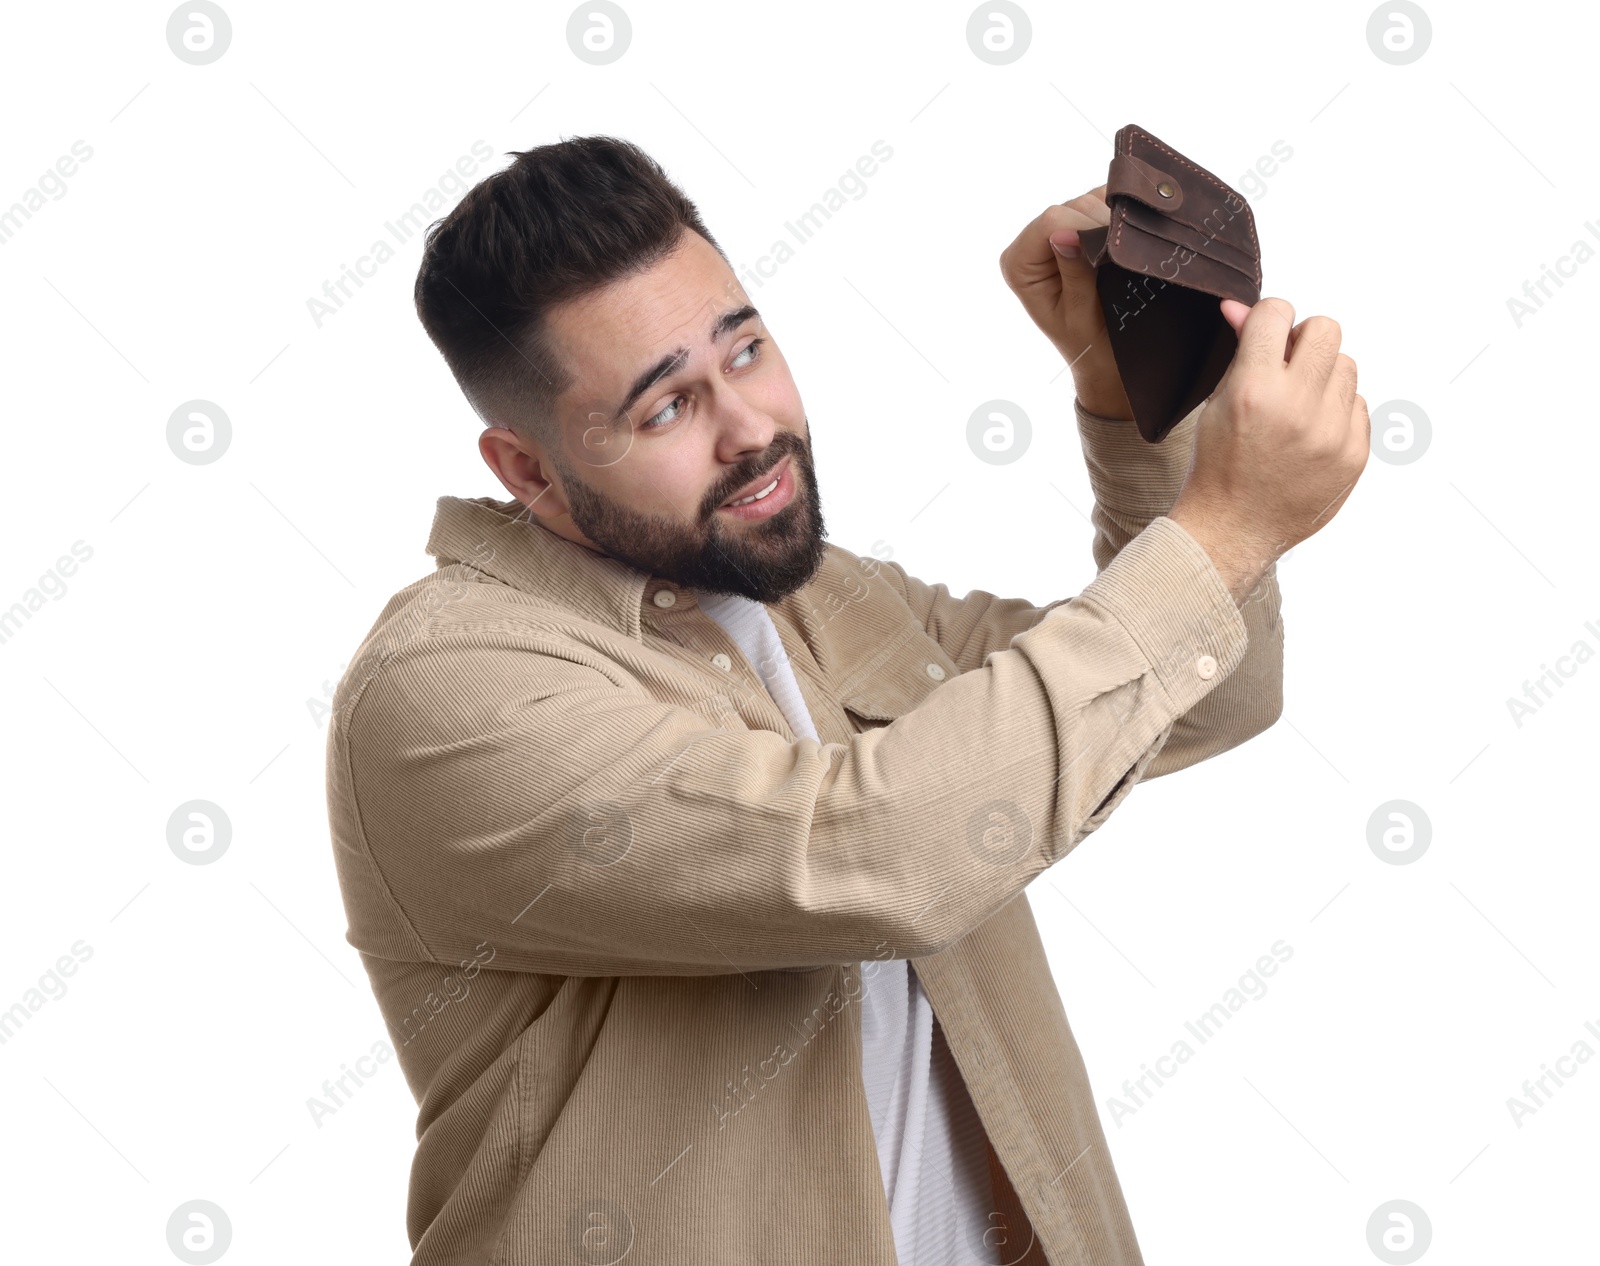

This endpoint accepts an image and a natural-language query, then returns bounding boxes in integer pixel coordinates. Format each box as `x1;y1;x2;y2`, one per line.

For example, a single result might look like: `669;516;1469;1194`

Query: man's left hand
999;185;1134;421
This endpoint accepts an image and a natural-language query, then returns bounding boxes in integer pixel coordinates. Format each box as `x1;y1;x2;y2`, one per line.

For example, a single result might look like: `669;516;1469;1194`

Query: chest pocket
837;623;959;729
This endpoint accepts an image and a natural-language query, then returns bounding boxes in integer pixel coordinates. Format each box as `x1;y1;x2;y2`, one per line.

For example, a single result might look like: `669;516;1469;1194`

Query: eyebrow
609;304;761;424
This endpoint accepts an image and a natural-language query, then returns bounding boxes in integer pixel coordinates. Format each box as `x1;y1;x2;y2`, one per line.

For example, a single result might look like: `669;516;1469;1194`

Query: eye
639;337;767;431
641;397;684;431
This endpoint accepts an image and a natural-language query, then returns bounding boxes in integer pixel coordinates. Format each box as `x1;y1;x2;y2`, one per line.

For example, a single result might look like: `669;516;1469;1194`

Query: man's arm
879;400;1208;667
881;398;1282;777
329;518;1248;978
1073;398;1284;775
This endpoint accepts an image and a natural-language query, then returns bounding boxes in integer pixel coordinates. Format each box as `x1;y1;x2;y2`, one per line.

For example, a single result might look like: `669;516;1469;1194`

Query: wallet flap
1109;123;1260;283
1106;150;1185;214
1077;224;1109;264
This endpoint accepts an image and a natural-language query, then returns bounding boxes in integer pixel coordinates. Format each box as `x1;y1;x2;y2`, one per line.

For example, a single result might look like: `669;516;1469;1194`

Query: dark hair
413;135;725;445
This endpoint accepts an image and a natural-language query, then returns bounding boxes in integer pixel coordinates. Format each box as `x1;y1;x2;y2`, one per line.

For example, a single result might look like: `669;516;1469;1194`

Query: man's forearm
1165;504;1276;609
1073;392;1283;773
1072;372;1136;423
1073;396;1199;572
1075;395;1276;610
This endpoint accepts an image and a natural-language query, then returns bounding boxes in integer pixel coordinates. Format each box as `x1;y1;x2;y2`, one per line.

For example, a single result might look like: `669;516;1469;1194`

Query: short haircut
414;135;725;447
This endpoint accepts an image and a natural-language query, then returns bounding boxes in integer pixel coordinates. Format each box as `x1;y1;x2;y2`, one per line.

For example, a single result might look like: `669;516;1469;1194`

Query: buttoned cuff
1074;397;1202;519
1077;514;1249;714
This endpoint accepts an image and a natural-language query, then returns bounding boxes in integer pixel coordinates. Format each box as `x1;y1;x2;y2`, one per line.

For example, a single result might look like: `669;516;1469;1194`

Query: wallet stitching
1127;126;1261;276
1110;126;1261;288
1110;221;1258;291
1118;202;1258;275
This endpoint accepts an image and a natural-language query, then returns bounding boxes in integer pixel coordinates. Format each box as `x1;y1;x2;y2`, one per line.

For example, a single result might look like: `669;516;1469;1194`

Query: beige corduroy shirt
323;399;1284;1265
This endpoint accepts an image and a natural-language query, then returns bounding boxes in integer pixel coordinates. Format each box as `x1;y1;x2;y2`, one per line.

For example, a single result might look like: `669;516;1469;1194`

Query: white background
1;1;1595;1263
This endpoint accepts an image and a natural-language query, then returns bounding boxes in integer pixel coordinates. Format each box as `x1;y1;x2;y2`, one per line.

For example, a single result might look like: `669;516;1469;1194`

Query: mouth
717;455;796;521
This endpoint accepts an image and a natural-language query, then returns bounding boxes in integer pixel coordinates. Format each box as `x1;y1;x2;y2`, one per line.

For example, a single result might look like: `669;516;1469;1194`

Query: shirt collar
428;489;691;640
425;494;923;706
425;494;710;640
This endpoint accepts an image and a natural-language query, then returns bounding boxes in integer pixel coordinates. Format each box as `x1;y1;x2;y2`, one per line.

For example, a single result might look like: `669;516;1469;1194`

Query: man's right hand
1168;296;1370;606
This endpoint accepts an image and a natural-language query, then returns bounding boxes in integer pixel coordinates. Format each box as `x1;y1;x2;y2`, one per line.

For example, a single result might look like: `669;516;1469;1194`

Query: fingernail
1050;233;1081;260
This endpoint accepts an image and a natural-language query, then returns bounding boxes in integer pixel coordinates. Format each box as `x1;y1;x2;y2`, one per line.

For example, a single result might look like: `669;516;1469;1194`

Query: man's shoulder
328;536;920;739
356;559;569;648
328;561;613;732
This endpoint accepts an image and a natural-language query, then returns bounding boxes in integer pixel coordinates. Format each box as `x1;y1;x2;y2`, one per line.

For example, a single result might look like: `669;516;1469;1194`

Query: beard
555;423;829;604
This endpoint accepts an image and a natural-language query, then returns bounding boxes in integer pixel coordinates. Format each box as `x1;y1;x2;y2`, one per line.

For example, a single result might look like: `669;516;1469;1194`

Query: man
324;134;1367;1265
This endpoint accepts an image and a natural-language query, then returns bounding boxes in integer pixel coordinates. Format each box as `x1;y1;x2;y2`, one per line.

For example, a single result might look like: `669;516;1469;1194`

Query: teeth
728;476;779;507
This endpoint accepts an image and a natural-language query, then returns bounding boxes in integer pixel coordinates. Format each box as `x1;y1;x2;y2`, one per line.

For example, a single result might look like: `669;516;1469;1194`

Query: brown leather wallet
1076;123;1262;443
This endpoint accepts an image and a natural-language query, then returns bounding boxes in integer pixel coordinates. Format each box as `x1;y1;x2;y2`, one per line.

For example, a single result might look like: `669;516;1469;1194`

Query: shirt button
652;588;677;608
1196;654;1218;680
711;653;732;671
925;662;946;681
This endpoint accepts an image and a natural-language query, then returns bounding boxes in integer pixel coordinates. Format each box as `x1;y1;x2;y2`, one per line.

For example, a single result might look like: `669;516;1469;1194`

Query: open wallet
1075;123;1263;443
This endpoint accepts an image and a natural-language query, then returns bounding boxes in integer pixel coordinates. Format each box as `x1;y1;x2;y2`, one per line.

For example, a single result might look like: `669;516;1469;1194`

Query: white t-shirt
698;590;997;1265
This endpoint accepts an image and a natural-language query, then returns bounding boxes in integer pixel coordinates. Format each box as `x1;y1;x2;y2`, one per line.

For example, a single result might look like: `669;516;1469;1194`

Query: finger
1219;298;1251;334
1285;315;1342;393
1231;297;1297;372
1003;200;1107;273
1353;392;1371;453
1034;202;1110;271
1049;227;1082;259
1324;352;1358;415
1055;187;1111;226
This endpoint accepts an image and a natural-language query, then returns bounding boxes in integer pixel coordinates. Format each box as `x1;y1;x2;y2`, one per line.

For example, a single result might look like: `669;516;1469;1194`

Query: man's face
532;229;826;604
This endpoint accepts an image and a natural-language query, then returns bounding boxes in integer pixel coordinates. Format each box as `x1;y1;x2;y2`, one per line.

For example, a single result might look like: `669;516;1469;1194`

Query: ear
479;426;566;517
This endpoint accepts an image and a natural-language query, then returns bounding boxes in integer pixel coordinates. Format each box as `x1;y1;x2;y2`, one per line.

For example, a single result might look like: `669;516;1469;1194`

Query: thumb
1049;227;1082;261
1219;298;1251;333
1049;228;1085;276
1048;228;1099;306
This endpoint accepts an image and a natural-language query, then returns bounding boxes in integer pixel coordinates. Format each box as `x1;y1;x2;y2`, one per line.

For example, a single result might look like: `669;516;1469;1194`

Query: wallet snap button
1156;180;1176;198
